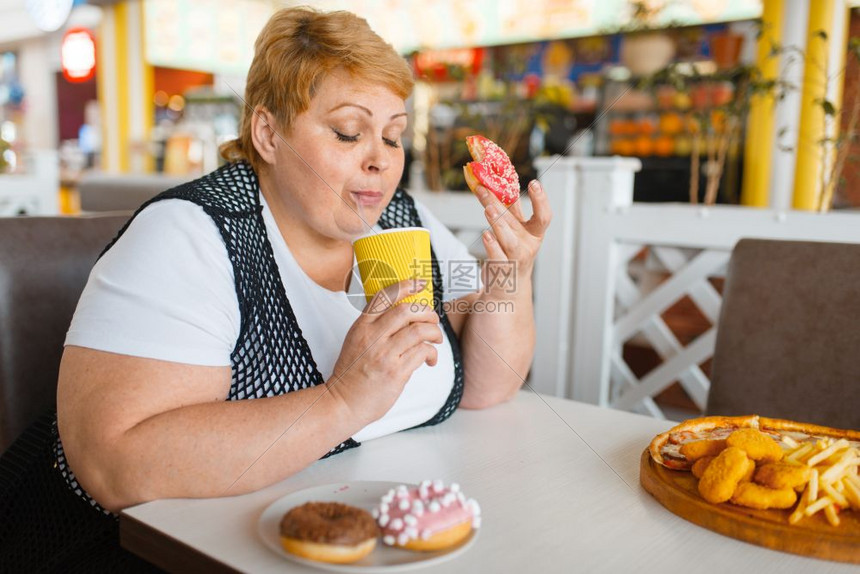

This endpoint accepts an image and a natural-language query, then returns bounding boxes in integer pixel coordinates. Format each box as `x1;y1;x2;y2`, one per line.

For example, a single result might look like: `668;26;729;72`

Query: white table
121;391;857;573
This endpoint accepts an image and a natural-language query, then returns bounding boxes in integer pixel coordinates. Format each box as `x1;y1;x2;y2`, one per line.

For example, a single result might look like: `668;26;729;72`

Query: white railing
415;156;860;420
559;160;860;419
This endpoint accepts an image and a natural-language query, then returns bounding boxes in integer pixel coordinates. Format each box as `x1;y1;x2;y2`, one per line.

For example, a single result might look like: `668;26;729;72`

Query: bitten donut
279;501;379;564
463;135;520;206
372;480;481;552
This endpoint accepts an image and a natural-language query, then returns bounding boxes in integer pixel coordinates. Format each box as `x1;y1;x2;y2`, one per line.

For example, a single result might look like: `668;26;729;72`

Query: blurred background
2;0;859;214
5;0;860;419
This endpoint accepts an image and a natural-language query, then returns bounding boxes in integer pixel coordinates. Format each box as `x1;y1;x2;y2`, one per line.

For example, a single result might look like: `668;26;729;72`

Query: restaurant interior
1;0;859;571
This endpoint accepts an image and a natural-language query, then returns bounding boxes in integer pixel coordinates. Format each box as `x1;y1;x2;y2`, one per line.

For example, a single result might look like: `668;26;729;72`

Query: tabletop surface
121;391;858;573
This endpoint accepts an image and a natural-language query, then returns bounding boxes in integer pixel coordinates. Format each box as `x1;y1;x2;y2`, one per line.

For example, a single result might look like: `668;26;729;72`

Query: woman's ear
250;106;279;165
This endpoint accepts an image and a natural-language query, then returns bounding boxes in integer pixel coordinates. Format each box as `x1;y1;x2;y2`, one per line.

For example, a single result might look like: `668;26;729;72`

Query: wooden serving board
639;449;860;564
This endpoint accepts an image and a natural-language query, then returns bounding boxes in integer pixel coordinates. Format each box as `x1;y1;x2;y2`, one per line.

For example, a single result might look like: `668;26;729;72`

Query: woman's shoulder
104;198;230;277
128;198;220;241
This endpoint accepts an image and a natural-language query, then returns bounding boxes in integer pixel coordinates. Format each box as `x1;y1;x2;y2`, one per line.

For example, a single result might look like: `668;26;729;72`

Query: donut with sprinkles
463;135;520;206
372;480;481;552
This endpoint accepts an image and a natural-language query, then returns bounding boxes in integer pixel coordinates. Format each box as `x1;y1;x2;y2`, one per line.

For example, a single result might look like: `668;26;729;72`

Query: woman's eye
383;137;400;149
333;129;359;143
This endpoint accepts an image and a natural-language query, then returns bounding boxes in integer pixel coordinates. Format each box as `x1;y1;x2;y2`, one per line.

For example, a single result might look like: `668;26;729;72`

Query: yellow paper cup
352;227;434;308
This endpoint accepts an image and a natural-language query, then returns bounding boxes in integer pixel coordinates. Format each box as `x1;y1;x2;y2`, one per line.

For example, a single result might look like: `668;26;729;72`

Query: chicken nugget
742;458;755;482
691;456;715;479
694;454;753;482
726;428;783;463
754;462;812;490
680;439;728;461
730;482;797;510
698;447;751;504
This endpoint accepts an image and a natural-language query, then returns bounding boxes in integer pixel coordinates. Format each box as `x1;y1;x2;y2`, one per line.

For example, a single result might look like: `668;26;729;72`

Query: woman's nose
363;139;390;173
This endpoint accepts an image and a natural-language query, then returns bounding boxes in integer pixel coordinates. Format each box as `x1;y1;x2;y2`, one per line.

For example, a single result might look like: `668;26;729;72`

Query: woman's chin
340;219;377;241
344;210;381;236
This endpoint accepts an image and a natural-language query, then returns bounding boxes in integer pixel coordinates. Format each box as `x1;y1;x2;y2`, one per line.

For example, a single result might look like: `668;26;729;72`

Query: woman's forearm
66;382;354;512
456;178;551;408
458;282;535;409
114;385;358;508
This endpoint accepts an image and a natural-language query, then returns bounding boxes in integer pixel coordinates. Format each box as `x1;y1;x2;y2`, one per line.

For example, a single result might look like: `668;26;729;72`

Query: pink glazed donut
463;134;520;206
371;480;481;552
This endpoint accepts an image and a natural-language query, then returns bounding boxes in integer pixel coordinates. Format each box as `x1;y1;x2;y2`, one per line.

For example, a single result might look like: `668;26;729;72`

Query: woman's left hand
476;179;552;298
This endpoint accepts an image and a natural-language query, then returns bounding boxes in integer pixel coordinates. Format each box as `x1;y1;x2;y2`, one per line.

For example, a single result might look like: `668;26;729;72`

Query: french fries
806;439;849;467
785;442;814;463
781;434;799;449
786;438;860;526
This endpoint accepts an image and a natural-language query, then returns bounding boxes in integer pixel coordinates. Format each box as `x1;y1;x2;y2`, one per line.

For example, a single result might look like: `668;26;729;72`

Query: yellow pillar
740;0;783;207
115;1;130;172
98;0;154;173
141;7;155;174
792;0;836;210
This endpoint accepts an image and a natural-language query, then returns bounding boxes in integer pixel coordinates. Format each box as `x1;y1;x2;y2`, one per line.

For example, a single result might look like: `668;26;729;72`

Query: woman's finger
389;322;444;354
371;295;438;336
524;180;552;237
482;230;508;261
507;193;527;222
485;203;520;251
475;184;522;226
400;341;439;369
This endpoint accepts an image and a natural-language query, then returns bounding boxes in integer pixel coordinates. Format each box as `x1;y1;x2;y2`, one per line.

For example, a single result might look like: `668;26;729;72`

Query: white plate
258;481;478;573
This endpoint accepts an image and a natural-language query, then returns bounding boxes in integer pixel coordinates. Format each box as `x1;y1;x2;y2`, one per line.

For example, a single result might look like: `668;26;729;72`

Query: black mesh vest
55;161;465;505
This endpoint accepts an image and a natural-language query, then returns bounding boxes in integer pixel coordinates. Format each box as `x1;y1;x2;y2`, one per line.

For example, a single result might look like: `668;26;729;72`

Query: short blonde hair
220;7;414;173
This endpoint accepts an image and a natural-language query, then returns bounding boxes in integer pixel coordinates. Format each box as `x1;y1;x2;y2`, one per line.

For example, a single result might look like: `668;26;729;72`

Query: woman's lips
351;190;384;207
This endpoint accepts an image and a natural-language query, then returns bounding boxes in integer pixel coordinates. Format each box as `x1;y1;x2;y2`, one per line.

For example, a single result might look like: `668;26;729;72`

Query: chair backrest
706;238;860;430
78;172;187;212
0;213;130;452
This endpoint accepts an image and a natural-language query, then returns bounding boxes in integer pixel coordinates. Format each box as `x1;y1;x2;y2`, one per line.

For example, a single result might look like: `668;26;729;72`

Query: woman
1;6;551;570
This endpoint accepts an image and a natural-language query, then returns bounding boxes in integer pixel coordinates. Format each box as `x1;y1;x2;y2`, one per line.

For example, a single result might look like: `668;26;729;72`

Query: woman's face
263;68;408;242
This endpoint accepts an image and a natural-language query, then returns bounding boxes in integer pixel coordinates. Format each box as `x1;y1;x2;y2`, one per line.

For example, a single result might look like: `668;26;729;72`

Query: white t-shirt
65;194;479;443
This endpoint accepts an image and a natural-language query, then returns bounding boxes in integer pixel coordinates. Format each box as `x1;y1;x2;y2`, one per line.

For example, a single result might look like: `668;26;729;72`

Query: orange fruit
638;117;657;135
659;112;683;135
654;136;674;156
615;139;635;156
634;135;654;156
619;119;637;135
710;110;727;134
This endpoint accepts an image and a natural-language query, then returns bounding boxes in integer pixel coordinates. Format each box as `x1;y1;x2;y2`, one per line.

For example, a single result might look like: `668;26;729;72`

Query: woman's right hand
328;278;442;426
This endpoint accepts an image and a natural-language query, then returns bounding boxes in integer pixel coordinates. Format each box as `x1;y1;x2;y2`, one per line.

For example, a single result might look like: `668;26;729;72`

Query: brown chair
0;213;130;453
77;173;187;212
706;238;860;430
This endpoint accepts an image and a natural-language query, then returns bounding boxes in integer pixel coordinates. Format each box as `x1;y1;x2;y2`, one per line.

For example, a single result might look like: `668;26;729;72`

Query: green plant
814;35;860;212
613;0;671;34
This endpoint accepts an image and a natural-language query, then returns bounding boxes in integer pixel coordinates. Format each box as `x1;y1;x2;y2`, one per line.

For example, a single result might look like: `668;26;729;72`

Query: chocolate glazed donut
279;502;379;563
